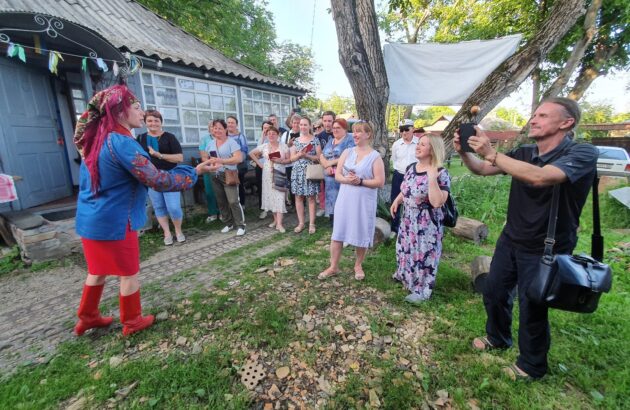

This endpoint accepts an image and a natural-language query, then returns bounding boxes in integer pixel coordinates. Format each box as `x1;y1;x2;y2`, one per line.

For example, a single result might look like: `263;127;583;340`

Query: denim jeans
147;189;183;220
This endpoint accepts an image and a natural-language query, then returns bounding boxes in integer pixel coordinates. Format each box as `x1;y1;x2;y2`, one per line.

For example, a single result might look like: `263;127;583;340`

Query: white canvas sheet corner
383;34;522;105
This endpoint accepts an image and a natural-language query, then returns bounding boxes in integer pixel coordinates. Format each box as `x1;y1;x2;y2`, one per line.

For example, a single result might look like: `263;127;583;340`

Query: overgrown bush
450;174;511;225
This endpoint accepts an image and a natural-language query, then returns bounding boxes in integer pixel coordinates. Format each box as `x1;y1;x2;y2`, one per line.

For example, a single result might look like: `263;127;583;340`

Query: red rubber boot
119;290;154;336
74;284;113;335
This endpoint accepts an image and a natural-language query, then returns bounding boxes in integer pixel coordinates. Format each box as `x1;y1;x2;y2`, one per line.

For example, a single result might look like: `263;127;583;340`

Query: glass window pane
209;84;222;93
211;95;223;110
263;102;271;115
154;74;176;87
243;99;253;113
271;104;280;115
71;89;84;99
253;90;262;100
195;82;209;92
184;128;200;144
180;91;195;108
244;115;255;128
155;87;178;106
146;104;157;111
253;101;263;115
271;94;280;102
196;94;210;109
212;112;224;120
160;107;179;124
143;86;155;105
243;89;252;98
178;79;194;90
163;126;182;142
222;86;235;95
142;72;152;84
74;99;86;113
198;111;213;126
224;97;236;111
255;116;265;126
281;96;290;104
183;110;198;126
262;92;271;101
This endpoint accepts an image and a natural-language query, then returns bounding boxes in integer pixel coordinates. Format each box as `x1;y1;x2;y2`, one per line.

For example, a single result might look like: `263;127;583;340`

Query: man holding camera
455;97;597;380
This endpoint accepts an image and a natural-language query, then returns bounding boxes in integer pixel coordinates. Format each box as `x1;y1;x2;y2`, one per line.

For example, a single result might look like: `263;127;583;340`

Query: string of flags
4;40;137;76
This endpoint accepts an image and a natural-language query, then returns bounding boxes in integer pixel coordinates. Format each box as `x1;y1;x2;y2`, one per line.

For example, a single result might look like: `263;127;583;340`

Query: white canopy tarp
383;34;522;105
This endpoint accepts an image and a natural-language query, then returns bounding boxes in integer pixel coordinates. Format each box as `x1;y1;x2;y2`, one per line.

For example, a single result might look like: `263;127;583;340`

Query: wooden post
471;255;492;293
450;217;489;245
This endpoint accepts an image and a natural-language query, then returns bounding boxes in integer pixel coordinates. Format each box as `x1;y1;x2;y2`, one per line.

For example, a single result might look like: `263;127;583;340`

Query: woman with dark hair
204;119;246;236
137;110;185;245
319;118;355;225
73;85;213;336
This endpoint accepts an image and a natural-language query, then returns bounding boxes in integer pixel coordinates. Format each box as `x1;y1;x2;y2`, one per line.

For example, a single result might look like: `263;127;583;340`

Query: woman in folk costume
72;84;214;336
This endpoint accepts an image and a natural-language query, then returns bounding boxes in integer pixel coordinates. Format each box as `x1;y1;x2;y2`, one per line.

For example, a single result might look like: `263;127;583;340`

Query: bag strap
543;173;603;262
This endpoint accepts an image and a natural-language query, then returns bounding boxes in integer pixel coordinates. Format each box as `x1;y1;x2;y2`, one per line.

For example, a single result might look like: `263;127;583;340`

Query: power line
309;0;317;50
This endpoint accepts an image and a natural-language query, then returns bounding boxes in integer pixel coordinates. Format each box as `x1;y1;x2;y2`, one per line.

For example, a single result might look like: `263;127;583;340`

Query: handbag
442;192;458;228
272;168;288;192
306;164;324;181
526;177;612;313
224;169;240;186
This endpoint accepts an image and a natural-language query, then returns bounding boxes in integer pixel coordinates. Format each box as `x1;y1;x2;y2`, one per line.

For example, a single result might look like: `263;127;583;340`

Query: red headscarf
73;85;139;192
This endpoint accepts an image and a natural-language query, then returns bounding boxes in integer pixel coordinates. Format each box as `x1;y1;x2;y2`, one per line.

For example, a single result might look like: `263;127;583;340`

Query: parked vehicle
596;146;630;178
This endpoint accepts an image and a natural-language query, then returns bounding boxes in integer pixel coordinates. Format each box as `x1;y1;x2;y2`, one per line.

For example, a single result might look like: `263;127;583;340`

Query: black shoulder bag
526;175;612;313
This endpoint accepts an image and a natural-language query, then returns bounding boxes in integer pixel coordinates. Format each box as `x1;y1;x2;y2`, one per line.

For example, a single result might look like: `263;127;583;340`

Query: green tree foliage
136;0;316;89
494;107;528;127
270;42;318;90
415;106;456;127
137;0;276;72
577;102;630;138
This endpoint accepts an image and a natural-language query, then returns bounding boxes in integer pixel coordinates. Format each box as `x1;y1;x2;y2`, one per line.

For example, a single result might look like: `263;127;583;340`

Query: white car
596;146;630;178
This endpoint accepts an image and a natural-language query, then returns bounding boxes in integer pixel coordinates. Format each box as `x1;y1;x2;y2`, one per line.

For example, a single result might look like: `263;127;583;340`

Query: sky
267;0;630;116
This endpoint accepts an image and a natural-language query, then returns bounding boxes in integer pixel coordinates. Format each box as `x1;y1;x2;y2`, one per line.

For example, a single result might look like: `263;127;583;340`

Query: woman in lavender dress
318;121;385;281
390;134;451;304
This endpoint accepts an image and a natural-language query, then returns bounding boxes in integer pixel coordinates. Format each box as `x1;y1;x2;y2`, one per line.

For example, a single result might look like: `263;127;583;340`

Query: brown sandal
472;336;500;351
318;268;338;280
294;224;305;233
503;364;536;381
354;267;365;281
309;224;316;234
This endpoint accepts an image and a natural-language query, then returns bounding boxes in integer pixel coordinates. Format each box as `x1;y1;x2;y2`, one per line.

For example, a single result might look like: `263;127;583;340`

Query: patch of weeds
325;373;366;409
0;246;22;276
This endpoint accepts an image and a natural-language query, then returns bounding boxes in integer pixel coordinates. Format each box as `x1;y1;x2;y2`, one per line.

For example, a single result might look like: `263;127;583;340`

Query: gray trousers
211;174;245;229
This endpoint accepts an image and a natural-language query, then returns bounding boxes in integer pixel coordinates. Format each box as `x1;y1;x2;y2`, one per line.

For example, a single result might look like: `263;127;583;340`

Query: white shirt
391;137;418;174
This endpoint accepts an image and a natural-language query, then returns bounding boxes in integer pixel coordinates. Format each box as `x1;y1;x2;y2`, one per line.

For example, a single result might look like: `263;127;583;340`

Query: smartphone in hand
458;123;476;153
268;151;281;159
209;150;218;158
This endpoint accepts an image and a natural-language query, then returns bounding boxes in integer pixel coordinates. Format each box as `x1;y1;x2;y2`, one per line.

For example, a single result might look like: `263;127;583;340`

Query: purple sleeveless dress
331;148;380;248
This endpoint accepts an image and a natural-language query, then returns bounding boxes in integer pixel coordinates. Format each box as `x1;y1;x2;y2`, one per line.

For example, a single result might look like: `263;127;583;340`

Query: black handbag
526;177;612;313
442;193;458;228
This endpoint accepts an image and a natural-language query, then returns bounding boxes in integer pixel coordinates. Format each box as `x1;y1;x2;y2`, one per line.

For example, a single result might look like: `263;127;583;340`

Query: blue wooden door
0;58;72;209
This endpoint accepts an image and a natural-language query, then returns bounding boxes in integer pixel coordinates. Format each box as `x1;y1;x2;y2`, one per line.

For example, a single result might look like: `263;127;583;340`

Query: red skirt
81;226;140;276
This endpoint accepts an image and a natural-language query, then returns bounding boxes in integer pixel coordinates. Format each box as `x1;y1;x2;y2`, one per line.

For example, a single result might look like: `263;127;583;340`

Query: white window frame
240;87;294;145
139;70;239;146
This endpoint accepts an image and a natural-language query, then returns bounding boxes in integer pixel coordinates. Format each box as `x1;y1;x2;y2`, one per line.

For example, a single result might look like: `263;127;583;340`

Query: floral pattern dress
393;164;451;300
322;134;355;216
261;142;289;213
290;138;321;196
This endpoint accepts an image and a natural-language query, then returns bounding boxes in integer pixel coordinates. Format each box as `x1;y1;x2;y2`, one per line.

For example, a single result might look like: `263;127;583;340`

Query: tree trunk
568;44;618;101
542;0;602;100
440;0;586;152
450;217;489;245
531;68;541;116
330;0;390;162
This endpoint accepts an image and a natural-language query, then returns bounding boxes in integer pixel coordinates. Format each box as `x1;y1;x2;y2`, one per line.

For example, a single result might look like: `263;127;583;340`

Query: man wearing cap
390;123;419;235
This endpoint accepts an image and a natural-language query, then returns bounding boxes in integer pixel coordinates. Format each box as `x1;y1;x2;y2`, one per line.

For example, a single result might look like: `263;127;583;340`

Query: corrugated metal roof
0;0;305;92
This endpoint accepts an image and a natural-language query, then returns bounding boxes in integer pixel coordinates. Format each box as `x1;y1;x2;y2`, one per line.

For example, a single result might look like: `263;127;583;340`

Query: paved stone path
0;214;300;373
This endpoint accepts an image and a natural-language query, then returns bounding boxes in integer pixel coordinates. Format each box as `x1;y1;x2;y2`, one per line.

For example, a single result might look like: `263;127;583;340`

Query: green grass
0;173;628;409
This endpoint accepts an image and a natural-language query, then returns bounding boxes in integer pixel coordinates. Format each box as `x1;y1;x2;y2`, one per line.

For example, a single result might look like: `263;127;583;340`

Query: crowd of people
73;86;596;381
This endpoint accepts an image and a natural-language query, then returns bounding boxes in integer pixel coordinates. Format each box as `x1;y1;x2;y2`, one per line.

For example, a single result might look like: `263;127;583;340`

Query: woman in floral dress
390;134;451;304
249;126;290;232
289;117;321;234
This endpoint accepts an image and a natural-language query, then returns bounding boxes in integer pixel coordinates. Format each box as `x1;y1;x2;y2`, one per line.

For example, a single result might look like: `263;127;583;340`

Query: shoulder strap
405;162;417;172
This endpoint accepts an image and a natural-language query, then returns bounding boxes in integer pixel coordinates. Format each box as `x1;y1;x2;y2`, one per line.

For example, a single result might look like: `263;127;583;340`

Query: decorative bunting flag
82;57;87;72
6;43;26;62
48;51;64;74
95;57;108;72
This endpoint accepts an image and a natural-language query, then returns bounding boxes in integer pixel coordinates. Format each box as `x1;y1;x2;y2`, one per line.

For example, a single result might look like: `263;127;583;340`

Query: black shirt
316;130;333;148
502;137;597;253
136;132;183;171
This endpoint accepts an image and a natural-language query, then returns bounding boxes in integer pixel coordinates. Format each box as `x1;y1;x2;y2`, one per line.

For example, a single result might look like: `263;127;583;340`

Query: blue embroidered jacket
76;132;197;240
